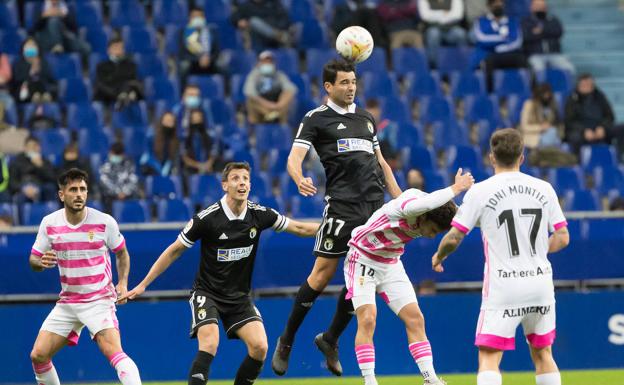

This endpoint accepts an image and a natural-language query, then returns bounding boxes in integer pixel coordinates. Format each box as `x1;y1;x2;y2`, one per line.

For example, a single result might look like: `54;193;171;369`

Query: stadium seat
307;48;338;79
505;94;529;126
164;25;181;56
279;173;301;199
81;26;112;55
152;0;188;28
446;145;484;173
187;75;225;100
21;201;60;226
213;20;243;50
0;29;25;55
290;195;324;217
121;127;148;161
267;149;290;176
71;1;103;29
23;1;42;30
391;47;428;78
3;100;17;125
45;53;82;80
405;145;436;171
144;76;180;105
108;0;147;28
0;203;18;225
419;96;453;125
59;78;91;104
586;218;624;240
36;129;70;160
406;72;442;100
463;94;502;127
289;0;316;21
298;19;329;50
134;53;167;79
564;189;601;211
203;0;231;22
288;73;313;102
547;166;585;194
380;96;411;124
254;124;292;154
436;46;474;77
122;27;158;54
270;48;299;75
356;47;387;74
397;123;423;148
251;172;272;200
450;71;486;99
493;69;531;98
536;68;573;94
111;102;149;128
421;170;449;192
157;198;193;222
78;128;111;158
189;173;223;206
145;175;183;199
219;49;256;77
0;0;18;30
593;165;624;195
208;99;235;126
393;170;408;190
112;200;150;223
431;120;470;149
67;102;104;130
362;72;400;99
581;144;618;171
22;102;62;128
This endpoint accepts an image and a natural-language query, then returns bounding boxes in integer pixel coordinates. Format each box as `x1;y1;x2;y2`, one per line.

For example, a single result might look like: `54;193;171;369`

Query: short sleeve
278;72;297;94
293;113;317;151
451;188;481;234
546;184;567;232
178;214;209;248
31;220;50;257
258;207;290;232
105;215;126;253
242;70;259;97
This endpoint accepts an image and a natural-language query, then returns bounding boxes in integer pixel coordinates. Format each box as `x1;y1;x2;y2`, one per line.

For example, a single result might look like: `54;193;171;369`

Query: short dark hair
422;200;458;232
108;37;123;48
322;59;356;85
365;98;380;109
189;6;204;14
110;142;125;155
490;128;524;167
58;168;89;189
24;135;39;145
221;162;251;182
578;72;593;82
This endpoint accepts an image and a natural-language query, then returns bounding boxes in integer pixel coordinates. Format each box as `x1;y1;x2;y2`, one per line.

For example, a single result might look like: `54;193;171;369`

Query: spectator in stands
419;0;467;66
521;0;575;74
564;73;619;155
30;0;90;59
99;142;139;213
243;50;296;125
181;108;221;175
376;0;422;49
9;136;57;203
366;98;400;165
609;197;624;211
58;141;92;177
471;0;527;92
0;205;11;228
172;84;206;137
141;111;180;176
94;38;143;108
407;168;425;190
0;152;9;202
0;51;15;115
11;38;57;104
26;104;59;130
417;279;437;295
520;83;561;149
465;0;488;27
231;0;292;50
179;7;220;84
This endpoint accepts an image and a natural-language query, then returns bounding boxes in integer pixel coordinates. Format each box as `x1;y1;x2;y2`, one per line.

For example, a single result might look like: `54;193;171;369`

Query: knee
248;339;268;360
405;310;425;331
198;337;219;354
30;348;50;364
358;312;377;333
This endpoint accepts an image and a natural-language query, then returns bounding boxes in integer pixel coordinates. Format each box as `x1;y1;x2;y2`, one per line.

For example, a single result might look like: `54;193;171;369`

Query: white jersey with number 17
451;172;567;310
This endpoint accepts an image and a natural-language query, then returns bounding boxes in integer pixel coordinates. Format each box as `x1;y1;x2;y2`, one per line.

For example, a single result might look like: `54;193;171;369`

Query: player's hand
297;177;317;197
40;251;58;269
115;283;129;305
432;252;444;273
451;168;475;195
116;284;145;304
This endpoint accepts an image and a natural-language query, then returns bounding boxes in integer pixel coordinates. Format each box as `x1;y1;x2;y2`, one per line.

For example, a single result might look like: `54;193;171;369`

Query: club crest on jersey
197;308;207;320
184;219;194;233
88;231;94;242
249;227;257;239
367;121;374;133
324;238;334;250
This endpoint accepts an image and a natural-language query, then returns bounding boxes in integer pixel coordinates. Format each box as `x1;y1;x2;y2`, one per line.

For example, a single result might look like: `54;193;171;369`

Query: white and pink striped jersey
31;207;126;304
348;187;455;263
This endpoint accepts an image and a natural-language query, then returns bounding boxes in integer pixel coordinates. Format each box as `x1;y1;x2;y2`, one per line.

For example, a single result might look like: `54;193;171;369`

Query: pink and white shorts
41;299;119;345
475;304;556;351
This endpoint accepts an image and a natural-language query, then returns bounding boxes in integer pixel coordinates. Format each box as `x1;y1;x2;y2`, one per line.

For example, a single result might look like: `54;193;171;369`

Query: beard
65;201;85;214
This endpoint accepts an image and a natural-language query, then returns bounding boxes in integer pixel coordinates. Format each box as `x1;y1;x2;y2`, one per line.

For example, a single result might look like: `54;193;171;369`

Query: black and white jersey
178;196;289;303
293;100;386;202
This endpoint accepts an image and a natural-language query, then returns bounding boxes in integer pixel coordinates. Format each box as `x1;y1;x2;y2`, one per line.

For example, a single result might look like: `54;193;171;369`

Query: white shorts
344;248;417;315
475;304;556;351
41;299;119;345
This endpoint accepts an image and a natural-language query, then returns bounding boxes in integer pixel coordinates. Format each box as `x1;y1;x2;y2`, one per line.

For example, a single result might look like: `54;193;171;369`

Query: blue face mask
109;154;123;164
24;46;38;58
185;95;201;109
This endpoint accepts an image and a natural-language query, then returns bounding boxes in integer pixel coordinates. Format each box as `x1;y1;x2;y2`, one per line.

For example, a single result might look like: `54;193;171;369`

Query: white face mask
190;16;206;28
258;63;275;76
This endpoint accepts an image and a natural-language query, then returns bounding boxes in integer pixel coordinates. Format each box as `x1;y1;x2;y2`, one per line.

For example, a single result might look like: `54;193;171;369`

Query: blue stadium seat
121;127;148;161
23;2;42;31
144;75;180;105
71;1;103;29
494;69;531;98
505;0;531;19
505;94;529;126
0;202;18;225
134;53;167;79
288;73;312;102
81;26;112;55
255;124;292;154
463;94;502;126
152;0;188;28
564;189;600;211
213;20;243;50
251;172;272;200
279;173;301;199
59;78;91;104
229;74;246;105
157;198;193;222
298;19;329;50
380;96;411;124
109;0;147;28
203;0;231;22
431;120;470;149
356;47;387;74
0;29;25;55
219;49;255;76
22;102;62;128
362;72;400;99
289;0;316;21
112;200;150;223
419;96;453;125
207;99;235;126
536;68;573;94
406;72;442;100
267;149;289;176
587;218;624;240
145;175;183;199
548;166;585;194
164;25;181;56
397;123;423;148
391;47;428;78
112;102;149;128
474;120;497;148
290;195;324;217
581;144;617;171
189;173;223;206
593;166;624;195
307;48;337;79
122;27;157;54
45;53;82;80
21;201;60;226
421;170;449;191
436;47;474;76
78;129;111;158
67;102;104;130
405;146;436;171
36;128;70;161
270;48;299;75
0;0;18;30
187;75;225;100
450;71;486;99
446;145;484;173
3;100;17;125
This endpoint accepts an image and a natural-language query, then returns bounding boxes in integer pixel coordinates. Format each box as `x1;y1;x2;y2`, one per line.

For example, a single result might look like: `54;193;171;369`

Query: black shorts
313;197;384;259
188;290;262;339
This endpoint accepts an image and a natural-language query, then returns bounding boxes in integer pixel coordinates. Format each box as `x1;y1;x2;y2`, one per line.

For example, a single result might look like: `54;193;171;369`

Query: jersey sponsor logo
502;305;551;318
337;138;374;154
337;122;347;130
249;227;257;239
367;121;374;133
219;233;228;240
497;266;552;278
217;245;254;262
183;219;194;234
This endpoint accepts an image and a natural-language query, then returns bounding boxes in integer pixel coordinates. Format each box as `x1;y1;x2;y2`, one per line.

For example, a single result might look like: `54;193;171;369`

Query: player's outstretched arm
29;251;57;272
432;227;466;273
114;245;131;304
548;226;570;253
403;169;474;216
283;218;321;237
375;148;402;198
450;168;475;195
117;239;187;303
287;146;317;197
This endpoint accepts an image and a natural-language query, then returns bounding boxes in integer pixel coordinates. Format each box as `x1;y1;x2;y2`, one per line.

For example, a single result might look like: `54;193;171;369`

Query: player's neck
64;207;87;225
494;166;520;174
225;196;246;217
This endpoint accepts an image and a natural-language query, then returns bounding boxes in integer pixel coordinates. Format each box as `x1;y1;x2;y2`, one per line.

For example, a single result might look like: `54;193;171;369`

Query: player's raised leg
95;328;142;385
30;331;66;385
530;345;560;385
189;324;218;385
235;321;268;385
354;304;378;385
477;347;504;385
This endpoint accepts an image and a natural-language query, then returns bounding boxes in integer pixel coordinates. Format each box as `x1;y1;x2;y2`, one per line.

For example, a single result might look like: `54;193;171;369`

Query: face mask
185;95;201;108
162;124;175;134
492;6;504;17
542;95;552;104
190;123;205;132
259;63;275;76
189;16;206;28
535;11;547;19
24;47;38;58
109;154;123;164
109;54;123;63
26;151;39;159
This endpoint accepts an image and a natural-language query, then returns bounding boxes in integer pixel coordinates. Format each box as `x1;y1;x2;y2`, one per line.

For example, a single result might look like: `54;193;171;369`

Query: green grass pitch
80;369;623;385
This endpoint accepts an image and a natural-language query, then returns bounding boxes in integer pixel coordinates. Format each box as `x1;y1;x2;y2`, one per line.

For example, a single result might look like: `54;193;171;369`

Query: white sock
364;373;378;385
536;372;561;385
33;361;60;385
477;370;502;385
409;341;439;382
110;352;142;385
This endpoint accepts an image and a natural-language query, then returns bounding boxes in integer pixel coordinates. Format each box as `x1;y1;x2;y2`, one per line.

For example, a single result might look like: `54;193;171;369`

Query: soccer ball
335;26;374;64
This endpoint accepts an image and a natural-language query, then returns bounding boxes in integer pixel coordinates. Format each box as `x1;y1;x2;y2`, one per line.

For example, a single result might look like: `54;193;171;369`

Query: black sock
280;280;321;345
234;355;264;385
323;286;354;346
188;350;214;385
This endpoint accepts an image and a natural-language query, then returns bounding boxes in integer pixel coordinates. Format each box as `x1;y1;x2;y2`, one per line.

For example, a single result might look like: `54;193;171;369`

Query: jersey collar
220;195;247;220
327;99;356;115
